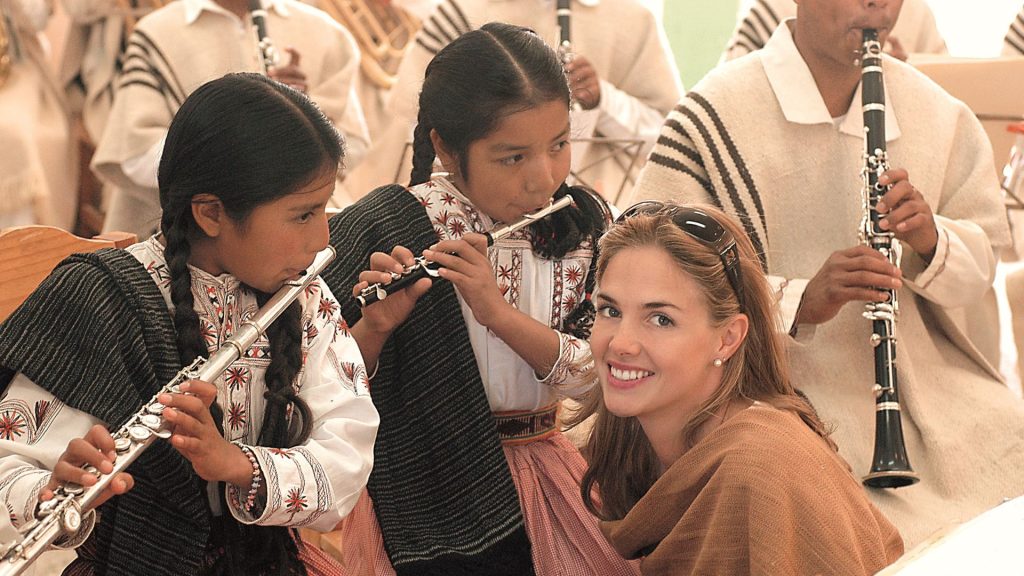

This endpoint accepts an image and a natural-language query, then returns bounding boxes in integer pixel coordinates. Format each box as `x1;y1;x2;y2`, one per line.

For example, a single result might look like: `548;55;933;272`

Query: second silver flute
0;246;337;576
357;195;574;307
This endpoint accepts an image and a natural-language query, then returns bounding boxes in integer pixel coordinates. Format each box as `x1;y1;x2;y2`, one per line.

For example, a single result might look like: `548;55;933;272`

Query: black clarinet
248;0;279;73
859;29;919;489
357;196;573;307
556;0;571;60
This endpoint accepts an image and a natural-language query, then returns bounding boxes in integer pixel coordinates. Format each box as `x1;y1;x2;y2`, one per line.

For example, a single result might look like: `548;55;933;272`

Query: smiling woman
572;203;904;575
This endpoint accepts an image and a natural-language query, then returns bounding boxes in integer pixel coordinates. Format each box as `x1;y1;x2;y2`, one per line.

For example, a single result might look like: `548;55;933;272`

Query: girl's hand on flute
425;234;511;328
43;425;134;511
355;246;432;334
160;380;250;486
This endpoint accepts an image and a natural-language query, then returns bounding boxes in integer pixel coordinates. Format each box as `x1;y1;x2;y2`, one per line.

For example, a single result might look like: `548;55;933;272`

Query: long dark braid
257;295;313;447
157;73;344;576
409;118;437;187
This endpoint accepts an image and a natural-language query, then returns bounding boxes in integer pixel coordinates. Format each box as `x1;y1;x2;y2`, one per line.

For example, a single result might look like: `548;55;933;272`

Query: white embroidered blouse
411;177;598;412
0;237;379;549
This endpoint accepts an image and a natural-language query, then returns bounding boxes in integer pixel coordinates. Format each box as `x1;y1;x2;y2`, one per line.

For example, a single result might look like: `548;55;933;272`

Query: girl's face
191;168;335;294
443;99;571;224
591;246;731;431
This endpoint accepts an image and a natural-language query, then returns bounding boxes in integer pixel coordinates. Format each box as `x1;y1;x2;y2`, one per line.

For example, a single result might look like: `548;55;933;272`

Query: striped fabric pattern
645;93;769;268
724;0;781;59
0;249;214;575
415;0;473;55
117;28;187;110
1007;7;1024;55
323;185;532;576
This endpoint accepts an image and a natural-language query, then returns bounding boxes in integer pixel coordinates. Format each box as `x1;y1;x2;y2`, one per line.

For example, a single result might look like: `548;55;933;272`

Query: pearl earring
713;358;723;368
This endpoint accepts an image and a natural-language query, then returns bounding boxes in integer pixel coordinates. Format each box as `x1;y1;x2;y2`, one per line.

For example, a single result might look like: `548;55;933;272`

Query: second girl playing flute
322;23;640;576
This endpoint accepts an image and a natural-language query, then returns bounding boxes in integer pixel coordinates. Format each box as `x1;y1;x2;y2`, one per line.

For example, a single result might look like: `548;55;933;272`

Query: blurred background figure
723;0;946;61
0;0;76;230
90;0;369;238
1004;3;1023;55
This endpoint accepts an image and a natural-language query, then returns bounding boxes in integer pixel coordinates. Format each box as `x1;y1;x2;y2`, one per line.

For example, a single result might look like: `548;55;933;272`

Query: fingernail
876;201;887;212
879;174;890;184
158;394;171;404
878;219;889;230
179;382;190;392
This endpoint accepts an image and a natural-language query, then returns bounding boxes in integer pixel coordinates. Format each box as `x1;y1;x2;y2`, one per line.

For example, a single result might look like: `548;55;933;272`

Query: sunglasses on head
616;201;744;310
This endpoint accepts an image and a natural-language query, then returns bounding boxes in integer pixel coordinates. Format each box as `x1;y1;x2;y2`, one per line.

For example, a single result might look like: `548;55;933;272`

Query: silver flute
357;195;574;307
0;246;337;576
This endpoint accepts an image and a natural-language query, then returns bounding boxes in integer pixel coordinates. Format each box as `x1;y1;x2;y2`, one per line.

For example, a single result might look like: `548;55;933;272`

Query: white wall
928;0;1021;56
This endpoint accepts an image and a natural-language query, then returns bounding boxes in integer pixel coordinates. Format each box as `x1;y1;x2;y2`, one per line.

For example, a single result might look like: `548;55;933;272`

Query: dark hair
157;72;343;575
573;204;835;521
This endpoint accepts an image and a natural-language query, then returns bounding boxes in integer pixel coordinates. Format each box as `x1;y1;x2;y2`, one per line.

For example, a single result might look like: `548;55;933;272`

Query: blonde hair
572;203;835;521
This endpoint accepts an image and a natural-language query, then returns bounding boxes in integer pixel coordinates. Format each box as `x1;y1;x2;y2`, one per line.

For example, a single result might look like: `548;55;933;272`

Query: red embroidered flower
318;297;339;320
565;265;584;287
0;411;26;440
225;366;250;391
440;192;457;206
227;402;247;431
448;219;468;238
497;264;514;282
304;319;319;344
285;487;309;516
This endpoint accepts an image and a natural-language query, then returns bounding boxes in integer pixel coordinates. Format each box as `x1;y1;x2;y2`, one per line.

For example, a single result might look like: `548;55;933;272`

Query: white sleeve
594;79;668;156
900;215;996;308
226;281;378;531
0;374;103;549
121;135;166;189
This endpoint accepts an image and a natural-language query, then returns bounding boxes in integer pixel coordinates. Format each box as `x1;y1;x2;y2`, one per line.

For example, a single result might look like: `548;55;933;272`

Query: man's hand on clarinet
268;47;308;93
795;246;903;326
875;168;938;262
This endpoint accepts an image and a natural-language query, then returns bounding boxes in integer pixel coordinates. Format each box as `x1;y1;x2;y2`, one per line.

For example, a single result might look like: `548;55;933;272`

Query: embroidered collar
183;0;291;26
142;236;243;294
429;175;493;234
760;18;901;141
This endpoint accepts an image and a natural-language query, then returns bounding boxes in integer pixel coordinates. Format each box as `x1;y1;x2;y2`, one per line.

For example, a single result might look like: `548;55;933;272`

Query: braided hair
410;22;609;336
158;72;343;575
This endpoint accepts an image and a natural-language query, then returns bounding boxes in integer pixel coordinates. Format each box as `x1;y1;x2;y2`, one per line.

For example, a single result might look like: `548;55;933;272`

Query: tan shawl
601;406;903;576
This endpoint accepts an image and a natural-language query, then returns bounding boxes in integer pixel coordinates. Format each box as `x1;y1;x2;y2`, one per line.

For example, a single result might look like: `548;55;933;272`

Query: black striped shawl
0;249;213;575
323;185;533;576
645;91;770;270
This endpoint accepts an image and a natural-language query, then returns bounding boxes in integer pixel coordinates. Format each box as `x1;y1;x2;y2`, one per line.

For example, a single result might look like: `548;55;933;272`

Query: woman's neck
644;397;752;473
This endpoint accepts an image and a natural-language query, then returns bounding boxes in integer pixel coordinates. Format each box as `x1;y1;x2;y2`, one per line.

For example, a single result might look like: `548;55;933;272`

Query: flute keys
63;483;84;496
61;506;82;534
147;402;165;415
128;425;152;443
114;436;132;453
141;414;162;430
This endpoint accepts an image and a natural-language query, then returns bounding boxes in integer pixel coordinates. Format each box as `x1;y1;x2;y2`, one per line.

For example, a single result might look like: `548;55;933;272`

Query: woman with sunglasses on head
321;22;641;576
573;202;903;575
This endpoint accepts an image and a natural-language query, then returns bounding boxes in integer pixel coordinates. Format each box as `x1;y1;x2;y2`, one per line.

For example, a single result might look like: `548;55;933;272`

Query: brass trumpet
318;0;420;89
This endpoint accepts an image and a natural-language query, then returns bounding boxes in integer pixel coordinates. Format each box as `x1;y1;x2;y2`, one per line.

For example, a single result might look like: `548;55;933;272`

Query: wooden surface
0;226;136;322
